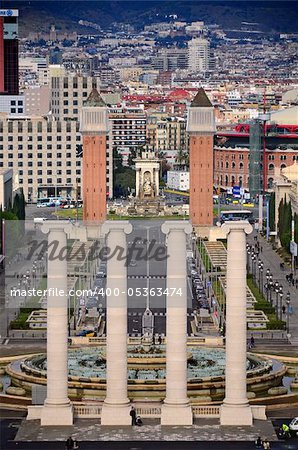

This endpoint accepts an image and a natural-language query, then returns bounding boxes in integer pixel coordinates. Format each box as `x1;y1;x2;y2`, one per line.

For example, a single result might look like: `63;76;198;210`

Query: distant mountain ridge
4;1;298;36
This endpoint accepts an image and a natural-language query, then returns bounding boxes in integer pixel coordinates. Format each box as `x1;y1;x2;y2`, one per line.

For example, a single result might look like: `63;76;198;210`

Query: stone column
136;169;140;198
220;221;253;426
161;221;193;425
155;168;159;197
101;221;132;425
41;221;73;426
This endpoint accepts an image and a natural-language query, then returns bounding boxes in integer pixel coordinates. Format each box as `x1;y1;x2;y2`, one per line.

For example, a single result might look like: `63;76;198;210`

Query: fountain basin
5;345;286;402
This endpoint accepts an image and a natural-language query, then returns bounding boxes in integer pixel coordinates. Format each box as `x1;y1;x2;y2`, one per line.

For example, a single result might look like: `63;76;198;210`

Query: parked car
289;417;298;436
96;271;106;278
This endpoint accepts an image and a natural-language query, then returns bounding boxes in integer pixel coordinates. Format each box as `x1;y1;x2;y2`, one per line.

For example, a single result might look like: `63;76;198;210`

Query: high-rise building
0;116;82;202
80;89;108;222
187;88;216;226
152;48;188;72
188;38;210;74
0;9;19;95
50;74;101;121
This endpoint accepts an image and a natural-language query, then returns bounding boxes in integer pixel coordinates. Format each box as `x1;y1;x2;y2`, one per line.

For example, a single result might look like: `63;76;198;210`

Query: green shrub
266;319;286;330
254;302;276;315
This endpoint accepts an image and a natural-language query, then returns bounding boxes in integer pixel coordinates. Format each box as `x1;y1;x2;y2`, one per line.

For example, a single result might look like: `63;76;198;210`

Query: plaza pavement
15;418;277;442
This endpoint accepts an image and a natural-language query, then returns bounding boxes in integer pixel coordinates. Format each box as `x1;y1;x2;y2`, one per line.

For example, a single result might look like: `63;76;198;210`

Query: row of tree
0;189;26;256
277;195;298;251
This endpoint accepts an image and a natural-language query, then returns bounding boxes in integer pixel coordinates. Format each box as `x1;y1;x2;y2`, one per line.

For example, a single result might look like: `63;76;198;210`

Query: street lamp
286;292;291;334
274;281;279;315
265;269;271;301
251;253;257;281
279;291;283;321
247;247;251;274
258;260;264;293
269;277;273;305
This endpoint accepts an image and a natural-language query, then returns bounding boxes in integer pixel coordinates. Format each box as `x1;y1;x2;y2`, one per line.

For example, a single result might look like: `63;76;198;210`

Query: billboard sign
232;186;241;198
290;241;297;257
0;9;18;17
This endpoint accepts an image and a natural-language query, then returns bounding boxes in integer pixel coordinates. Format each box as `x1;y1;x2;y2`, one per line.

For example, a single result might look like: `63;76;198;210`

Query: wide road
126;220;193;336
92;220;194;337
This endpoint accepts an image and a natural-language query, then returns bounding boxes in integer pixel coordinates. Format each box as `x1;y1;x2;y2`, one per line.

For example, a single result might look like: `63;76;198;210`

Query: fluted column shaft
161;221;193;425
101;220;132;425
220;220;253;426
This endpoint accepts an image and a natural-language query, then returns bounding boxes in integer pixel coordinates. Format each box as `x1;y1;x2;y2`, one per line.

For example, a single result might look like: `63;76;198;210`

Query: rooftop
84;88;106;107
191;88;213;108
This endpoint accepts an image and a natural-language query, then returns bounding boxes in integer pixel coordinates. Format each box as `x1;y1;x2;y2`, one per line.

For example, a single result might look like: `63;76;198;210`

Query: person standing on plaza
65;436;74;450
130;406;137;425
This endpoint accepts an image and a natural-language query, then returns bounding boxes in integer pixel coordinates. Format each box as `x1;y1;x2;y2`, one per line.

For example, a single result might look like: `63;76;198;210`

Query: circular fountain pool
6;345;286;402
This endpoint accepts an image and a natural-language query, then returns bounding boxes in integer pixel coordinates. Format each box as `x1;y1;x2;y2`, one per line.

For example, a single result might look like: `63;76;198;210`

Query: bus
37;197;63;207
220;210;254;224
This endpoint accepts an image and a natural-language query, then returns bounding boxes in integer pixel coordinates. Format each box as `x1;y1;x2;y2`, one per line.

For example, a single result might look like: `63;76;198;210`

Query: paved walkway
247;231;298;342
16;418;277;442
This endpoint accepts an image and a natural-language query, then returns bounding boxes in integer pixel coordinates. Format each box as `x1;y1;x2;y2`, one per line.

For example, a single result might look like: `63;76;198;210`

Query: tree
19;189;26;220
269;192;275;231
113;147;124;173
278;195;292;251
113;167;135;198
12;193;21;219
175;149;189;170
127;148;137;167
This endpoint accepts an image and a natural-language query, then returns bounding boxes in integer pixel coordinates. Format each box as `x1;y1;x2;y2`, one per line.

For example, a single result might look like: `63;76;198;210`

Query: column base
220;403;253;426
161;403;193;426
41;403;73;426
101;402;131;426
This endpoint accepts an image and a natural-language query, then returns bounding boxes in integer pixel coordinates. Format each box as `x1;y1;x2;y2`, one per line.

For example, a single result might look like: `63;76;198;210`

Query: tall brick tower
80;89;108;221
187;88;216;226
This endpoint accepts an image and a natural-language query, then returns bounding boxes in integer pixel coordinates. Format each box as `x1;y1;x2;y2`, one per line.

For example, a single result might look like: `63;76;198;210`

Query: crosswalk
127;275;166;279
128;312;194;317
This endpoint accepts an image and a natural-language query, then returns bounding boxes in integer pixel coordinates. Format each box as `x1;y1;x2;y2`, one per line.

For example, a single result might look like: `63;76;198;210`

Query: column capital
221;220;253;236
41;221;73;236
162;221;192;236
101;220;133;236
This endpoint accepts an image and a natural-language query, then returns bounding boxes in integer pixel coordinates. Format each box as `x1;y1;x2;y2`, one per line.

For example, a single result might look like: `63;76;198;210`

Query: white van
34;218;48;223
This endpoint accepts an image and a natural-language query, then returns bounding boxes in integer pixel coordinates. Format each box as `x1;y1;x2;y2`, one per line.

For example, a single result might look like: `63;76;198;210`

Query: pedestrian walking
262;439;270;449
292;278;295;287
296;278;298;289
73;439;79;450
65;436;74;450
282;305;286;315
250;335;255;349
260;246;263;253
255;436;263;448
130;406;137;426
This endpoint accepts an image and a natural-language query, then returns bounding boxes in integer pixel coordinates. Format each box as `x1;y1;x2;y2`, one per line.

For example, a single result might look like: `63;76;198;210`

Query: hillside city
0;12;297;203
0;3;298;450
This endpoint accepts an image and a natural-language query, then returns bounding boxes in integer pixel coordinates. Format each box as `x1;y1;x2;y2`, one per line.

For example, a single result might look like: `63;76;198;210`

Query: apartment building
109;106;147;163
0;115;113;202
147;115;187;153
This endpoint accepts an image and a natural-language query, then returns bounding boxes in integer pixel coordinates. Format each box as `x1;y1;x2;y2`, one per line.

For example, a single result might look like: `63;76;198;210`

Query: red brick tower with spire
80;89;108;222
187;88;216;226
